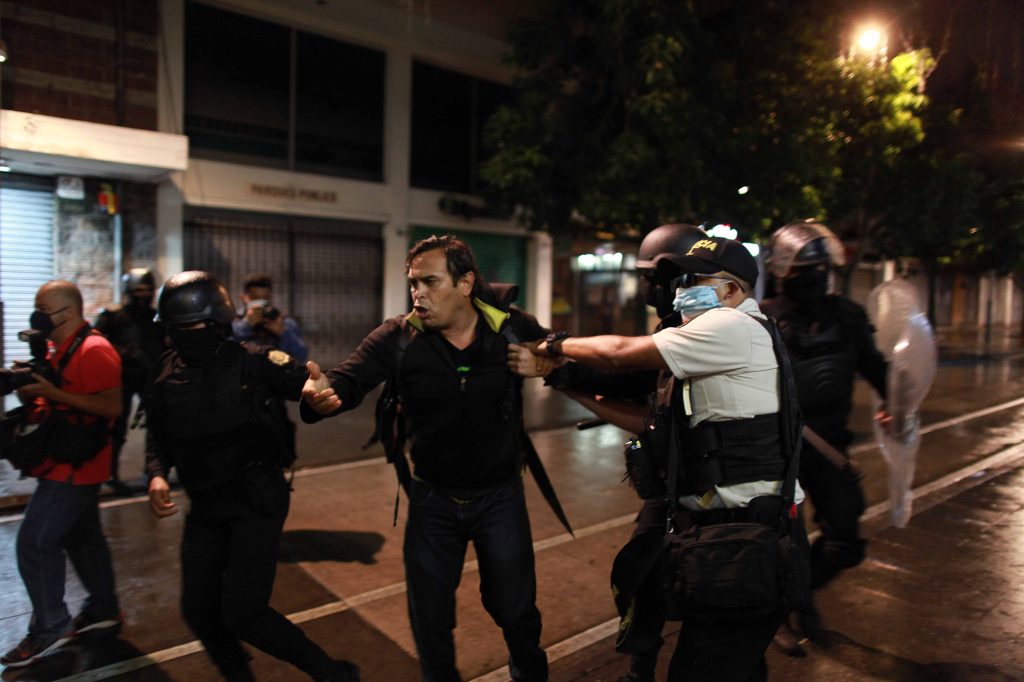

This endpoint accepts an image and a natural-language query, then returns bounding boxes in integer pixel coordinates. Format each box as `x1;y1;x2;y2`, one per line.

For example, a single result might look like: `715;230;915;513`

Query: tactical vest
152;343;293;492
773;300;861;440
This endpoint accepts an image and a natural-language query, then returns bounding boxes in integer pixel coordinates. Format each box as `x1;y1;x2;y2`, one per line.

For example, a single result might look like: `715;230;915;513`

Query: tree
814;49;936;293
481;0;850;239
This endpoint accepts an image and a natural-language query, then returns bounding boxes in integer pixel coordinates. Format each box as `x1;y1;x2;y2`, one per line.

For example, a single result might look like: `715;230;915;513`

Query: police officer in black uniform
144;271;359;682
761;221;888;652
95;268;165;493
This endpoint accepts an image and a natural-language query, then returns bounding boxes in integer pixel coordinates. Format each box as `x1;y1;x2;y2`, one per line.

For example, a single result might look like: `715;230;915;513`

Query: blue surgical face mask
673;285;722;316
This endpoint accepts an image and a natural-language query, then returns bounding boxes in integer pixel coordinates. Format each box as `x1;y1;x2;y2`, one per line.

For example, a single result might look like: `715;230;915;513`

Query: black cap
676;237;758;288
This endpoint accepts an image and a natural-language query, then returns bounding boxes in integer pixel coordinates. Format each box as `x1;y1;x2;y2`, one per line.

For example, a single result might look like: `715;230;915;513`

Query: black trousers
624;499;804;682
668;610;785;682
800;443;867;588
404;476;547;682
181;492;333;681
621;498;670;675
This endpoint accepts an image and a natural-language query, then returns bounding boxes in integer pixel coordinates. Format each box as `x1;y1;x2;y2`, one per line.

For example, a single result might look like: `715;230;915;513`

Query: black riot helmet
636;223;707;273
122;268;156;294
155;271;236;326
636;223;707;319
792;238;831;267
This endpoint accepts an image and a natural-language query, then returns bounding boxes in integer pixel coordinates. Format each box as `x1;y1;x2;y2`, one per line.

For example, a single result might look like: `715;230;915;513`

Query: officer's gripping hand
303;360;343;415
508;343;561;378
148;476;178;518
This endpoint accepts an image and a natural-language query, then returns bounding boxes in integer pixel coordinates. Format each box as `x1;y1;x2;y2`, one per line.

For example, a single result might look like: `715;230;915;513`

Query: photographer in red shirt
2;281;123;669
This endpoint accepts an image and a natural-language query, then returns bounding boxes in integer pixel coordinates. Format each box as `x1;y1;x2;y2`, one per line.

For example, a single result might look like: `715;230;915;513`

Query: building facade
1;0;1019;376
0;0;551;369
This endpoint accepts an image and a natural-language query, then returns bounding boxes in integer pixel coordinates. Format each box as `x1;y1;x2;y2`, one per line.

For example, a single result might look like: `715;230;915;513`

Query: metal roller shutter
184;207;382;366
1;184;55;375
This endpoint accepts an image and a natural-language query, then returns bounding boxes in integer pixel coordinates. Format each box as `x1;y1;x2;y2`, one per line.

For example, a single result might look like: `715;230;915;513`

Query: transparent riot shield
866;280;937;527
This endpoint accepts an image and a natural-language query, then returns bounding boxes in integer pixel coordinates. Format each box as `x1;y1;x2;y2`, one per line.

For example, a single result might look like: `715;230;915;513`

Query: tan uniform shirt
652;297;803;509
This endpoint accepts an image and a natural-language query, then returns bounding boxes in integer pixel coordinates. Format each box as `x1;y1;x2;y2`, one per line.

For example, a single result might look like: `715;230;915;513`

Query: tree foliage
482;0;1021;297
481;0;850;238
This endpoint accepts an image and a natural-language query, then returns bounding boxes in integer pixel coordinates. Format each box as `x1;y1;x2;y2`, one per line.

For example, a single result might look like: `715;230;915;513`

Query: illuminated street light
850;23;888;64
857;28;881;52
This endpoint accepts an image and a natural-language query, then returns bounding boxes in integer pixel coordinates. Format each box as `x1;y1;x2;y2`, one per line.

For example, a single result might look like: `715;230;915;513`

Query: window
295;31;385;181
185;2;385;181
185;3;290;167
411;62;512;194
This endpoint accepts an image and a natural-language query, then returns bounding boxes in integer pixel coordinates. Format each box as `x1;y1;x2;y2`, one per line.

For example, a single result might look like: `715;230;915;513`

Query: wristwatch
544;331;570;358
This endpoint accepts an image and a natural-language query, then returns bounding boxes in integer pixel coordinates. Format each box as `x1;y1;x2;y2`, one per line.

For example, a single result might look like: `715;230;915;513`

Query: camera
247;299;281;322
0;329;59;396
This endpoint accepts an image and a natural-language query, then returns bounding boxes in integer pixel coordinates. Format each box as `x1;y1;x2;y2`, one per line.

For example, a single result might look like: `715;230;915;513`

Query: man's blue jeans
404;476;548;682
17;479;119;635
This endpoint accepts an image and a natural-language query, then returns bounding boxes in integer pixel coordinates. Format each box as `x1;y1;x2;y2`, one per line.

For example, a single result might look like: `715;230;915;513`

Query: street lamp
850;23;888;64
857;28;881;52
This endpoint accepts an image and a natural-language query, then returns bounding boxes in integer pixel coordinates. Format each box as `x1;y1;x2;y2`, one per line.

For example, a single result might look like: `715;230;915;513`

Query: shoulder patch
267;349;291;366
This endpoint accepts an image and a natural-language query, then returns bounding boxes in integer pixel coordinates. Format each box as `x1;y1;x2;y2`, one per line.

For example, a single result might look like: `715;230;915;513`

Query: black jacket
94;303;165;386
144;341;305;495
761;294;887;446
301;289;546;492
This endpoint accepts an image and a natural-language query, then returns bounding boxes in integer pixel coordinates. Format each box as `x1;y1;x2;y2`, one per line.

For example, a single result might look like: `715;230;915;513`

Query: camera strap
53;324;95;388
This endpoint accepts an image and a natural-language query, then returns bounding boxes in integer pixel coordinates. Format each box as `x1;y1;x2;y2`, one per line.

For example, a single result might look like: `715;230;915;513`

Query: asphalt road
2;348;1024;680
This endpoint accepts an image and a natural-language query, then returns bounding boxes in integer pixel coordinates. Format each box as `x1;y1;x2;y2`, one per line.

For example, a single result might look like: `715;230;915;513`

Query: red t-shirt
28;323;122;485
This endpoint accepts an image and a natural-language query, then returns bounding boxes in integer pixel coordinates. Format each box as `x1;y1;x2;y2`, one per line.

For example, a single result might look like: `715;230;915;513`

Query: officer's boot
810;537;866;589
321;659;360;682
772;618;806;658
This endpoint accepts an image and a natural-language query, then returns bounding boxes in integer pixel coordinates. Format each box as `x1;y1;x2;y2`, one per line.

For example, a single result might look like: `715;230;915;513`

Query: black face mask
782;267;829;310
128;294;154;309
29;306;69;337
168;325;225;365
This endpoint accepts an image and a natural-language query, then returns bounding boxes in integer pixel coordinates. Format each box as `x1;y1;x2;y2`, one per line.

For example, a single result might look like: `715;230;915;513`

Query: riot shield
866;279;937;528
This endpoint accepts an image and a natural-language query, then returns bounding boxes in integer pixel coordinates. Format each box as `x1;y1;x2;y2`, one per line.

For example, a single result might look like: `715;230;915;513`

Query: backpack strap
362;322;414;526
751;315;803;512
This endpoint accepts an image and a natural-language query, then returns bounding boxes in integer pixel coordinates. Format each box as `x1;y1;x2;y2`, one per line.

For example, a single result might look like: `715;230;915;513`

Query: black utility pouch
239;461;289;517
623;437;665;500
663;520;785;623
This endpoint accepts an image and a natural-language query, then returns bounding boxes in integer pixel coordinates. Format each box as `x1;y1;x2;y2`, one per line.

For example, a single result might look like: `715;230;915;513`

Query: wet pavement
1;328;1023;680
